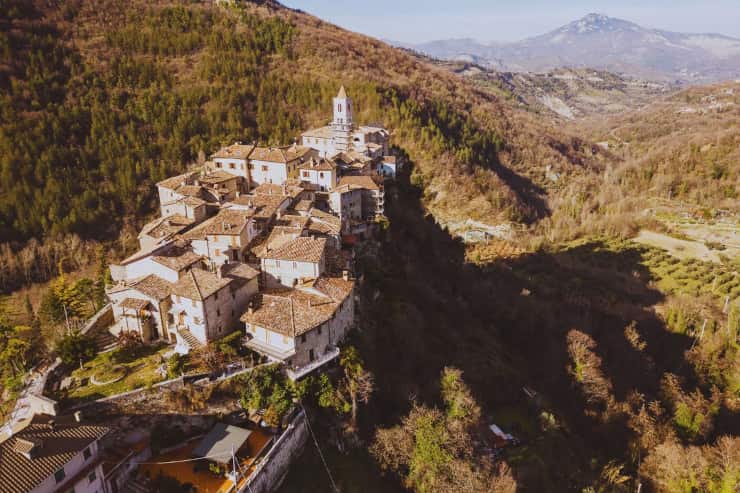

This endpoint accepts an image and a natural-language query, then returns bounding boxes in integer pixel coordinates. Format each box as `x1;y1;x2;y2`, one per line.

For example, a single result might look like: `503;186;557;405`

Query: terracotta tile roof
198;170;239;185
130;274;174;300
0;414;109;493
221;262;260;282
230;195;289;222
310;276;354;302
249;145;314;164
119;298;151;310
157;171;199;191
261;236;327;263
182;210;252;239
252;182;306;199
275;214;310;230
177;185;204;198
308;217;340;236
299;158;336;172
293;199;313;212
211;143;256;160
337;175;382;191
139;215;194;240
241;289;338;337
172;268;231;301
151;249;203;272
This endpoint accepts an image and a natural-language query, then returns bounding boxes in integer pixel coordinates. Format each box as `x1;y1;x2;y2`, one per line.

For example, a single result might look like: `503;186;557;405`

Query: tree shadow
354;163;703;492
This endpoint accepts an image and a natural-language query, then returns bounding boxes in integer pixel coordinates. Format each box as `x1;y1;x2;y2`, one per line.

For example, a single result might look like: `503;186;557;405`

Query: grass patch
60;343;170;403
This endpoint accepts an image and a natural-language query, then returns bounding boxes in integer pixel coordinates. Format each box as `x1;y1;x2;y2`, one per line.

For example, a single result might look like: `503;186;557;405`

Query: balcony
244;337;296;361
286;346;340;381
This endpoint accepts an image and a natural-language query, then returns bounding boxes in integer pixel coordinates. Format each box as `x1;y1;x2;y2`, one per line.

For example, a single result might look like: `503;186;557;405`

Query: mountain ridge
397;13;740;82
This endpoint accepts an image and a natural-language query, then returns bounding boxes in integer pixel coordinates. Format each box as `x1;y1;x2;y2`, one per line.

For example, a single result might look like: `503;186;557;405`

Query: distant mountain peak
558;13;637;35
399;14;740;82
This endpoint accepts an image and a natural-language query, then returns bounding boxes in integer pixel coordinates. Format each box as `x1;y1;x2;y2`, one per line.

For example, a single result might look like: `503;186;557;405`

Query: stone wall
240;409;308;493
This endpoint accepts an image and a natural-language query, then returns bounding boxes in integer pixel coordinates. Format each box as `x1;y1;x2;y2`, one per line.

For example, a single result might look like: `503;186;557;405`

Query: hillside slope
0;0;607;249
579;82;740;212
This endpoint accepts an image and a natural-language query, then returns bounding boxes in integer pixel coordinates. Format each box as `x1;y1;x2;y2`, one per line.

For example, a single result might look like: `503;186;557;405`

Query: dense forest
0;1;738;492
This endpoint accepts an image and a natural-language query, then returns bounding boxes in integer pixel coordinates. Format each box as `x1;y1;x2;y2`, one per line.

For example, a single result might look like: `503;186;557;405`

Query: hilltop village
107;85;393;376
0;88;399;493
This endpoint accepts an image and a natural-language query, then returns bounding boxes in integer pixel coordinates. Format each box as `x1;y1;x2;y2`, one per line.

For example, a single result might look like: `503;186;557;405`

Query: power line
300;402;339;493
103;450;234;466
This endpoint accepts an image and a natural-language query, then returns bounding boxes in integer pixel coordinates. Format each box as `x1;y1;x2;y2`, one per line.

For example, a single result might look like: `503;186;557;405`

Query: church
301;86;389;158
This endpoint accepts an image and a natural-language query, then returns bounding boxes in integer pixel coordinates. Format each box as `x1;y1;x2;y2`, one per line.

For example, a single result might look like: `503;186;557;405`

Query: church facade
301;86;389;158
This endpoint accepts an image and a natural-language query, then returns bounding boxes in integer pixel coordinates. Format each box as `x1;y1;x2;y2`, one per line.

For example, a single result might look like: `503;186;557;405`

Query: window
293;262;298;269
302;171;309;178
229;163;235;169
215;249;220;257
218;326;223;333
319;172;324;179
309;349;315;362
83;447;91;460
317;325;322;335
337;104;342;113
88;470;97;484
261;165;268;172
216;162;222;168
300;334;307;343
231;309;234;317
214;291;218;300
275;260;281;268
54;468;66;484
217;308;221;316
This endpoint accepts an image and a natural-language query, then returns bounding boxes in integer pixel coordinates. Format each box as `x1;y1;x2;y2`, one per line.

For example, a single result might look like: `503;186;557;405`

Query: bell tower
331;86;352;152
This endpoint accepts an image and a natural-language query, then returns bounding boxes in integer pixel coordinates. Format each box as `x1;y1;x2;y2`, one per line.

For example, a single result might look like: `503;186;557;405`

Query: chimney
342;270;350;282
247;301;254;314
74;411;83;423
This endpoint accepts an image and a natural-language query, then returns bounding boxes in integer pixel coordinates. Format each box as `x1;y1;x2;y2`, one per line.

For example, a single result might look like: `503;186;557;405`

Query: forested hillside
0;0;604;247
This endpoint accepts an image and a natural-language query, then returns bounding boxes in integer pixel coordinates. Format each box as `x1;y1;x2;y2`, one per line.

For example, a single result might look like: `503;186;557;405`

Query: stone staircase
177;328;204;350
93;329;118;353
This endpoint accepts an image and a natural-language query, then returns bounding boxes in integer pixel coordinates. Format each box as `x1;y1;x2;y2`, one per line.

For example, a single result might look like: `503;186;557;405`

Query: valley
0;1;738;493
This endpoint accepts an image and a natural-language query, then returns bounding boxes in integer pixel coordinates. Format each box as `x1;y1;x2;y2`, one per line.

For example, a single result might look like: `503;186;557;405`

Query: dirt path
633;230;722;262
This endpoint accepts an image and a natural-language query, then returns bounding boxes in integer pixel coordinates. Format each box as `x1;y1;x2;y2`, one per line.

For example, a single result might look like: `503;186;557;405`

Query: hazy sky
281;0;740;43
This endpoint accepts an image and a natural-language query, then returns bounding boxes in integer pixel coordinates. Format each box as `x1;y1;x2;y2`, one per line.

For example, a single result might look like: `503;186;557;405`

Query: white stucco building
169;264;259;352
259;236;328;289
248;145;317;186
302;86;389;158
298;158;337;191
241;275;355;379
183;209;258;268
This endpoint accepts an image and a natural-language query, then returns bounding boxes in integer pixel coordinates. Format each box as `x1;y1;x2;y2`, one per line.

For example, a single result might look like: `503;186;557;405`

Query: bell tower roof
337;85;347;99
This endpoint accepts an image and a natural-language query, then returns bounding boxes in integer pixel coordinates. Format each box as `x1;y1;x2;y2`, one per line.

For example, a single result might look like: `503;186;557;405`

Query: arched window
337;104;342;113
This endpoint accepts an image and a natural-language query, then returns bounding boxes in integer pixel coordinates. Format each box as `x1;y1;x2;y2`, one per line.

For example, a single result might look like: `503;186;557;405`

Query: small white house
109;243;204;283
329;186;363;234
248;145;317;186
298;158;337;191
242;275;355;379
0;413;109;493
260;236;327;289
170;265;259;351
107;274;175;343
210;142;256;184
183;209;258;267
